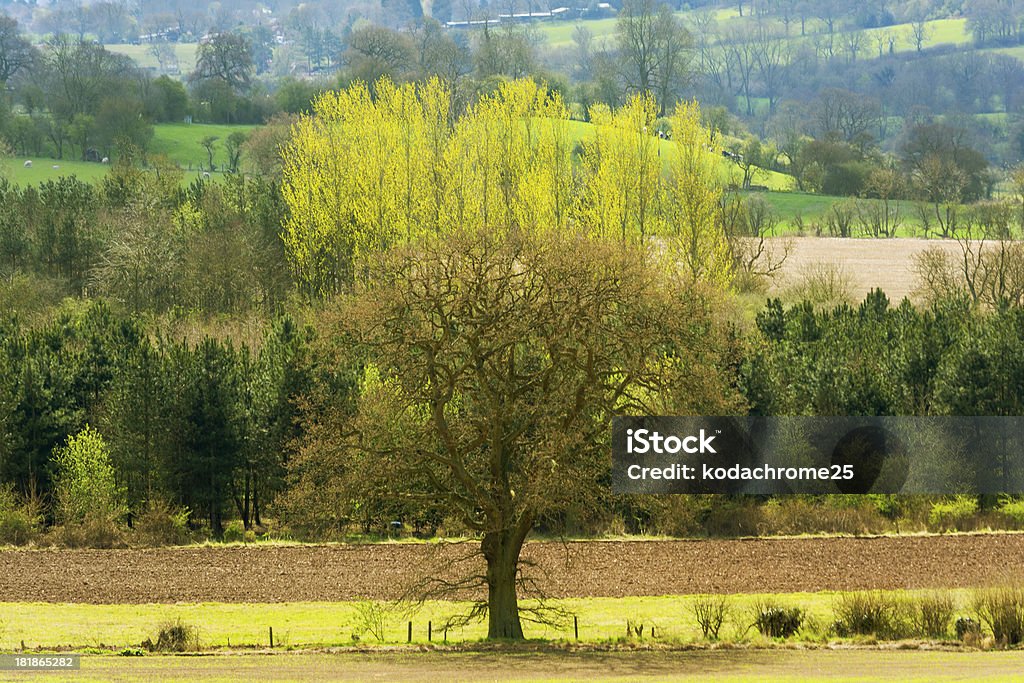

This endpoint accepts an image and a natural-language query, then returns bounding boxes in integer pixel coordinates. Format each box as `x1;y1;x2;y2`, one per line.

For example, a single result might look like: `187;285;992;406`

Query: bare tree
910;18;932;53
814;88;881;143
0;15;38;85
330;230;736;639
751;23;792;115
842;28;864;63
722;29;757;115
726;194;792;280
617;0;693;114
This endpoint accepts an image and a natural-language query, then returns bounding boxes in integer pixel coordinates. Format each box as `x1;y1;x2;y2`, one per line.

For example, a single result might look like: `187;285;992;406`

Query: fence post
428;621;432;642
407;621;412;643
574;616;578;640
269;626;274;648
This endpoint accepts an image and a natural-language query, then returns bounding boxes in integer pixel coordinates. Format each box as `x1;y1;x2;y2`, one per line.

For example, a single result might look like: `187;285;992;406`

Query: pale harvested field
769;237;963;302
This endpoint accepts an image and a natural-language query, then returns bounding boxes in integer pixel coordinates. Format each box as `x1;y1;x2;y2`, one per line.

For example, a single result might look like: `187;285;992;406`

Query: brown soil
2;535;1023;603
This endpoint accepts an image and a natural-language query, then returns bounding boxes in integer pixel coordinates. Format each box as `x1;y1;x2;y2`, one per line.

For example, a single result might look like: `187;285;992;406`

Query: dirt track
2;535;1024;603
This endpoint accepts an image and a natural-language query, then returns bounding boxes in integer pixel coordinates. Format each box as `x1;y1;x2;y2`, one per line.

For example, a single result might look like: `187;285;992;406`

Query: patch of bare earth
2;535;1023;603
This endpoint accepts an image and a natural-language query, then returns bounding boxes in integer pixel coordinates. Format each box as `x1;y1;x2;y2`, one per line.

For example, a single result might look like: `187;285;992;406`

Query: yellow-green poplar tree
665;100;732;287
577;94;662;244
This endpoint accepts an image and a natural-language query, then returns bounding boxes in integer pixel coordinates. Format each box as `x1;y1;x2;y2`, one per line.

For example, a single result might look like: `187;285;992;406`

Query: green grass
535;7;738;48
539;18;619;48
563;119;795;191
0;589;977;650
0;123;257;186
148;123;259;169
105;43;198;75
0;158;108;185
538;15;968;53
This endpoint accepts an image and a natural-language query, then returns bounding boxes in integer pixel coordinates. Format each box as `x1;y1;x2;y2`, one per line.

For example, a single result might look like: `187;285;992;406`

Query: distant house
445;18;501;28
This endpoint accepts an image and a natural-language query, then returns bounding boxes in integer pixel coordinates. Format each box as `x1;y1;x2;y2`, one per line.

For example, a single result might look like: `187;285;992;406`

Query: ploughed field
1;535;1021;604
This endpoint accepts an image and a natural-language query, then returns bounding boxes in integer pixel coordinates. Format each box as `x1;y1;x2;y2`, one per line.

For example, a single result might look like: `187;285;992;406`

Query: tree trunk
482;528;526;640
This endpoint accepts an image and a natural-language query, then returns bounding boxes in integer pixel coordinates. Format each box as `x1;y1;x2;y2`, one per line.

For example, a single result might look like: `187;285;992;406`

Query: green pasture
0;158;107;185
1;123;257;186
105;43;199;74
0;589;978;650
146;123;259;169
537;14;968;53
564;119;795;191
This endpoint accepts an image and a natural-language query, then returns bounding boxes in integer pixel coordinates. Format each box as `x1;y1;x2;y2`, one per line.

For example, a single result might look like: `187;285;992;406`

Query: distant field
538;14;968;53
536;7;737;47
0;158;107;185
147;123;259;169
1;123;257;186
564;119;795;190
105;43;198;74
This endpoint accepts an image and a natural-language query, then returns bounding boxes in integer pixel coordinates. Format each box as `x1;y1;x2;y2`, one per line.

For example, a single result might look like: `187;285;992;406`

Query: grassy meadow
104;43;199;74
0;589;987;649
1;123;258;185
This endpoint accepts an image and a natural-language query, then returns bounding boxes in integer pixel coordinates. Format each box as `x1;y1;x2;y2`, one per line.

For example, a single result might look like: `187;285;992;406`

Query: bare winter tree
322;230;738;639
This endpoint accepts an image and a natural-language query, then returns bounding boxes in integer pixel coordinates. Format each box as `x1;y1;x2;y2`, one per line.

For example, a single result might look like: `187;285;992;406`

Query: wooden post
574;616;578;640
650;625;655;638
407;621;412;643
444;629;447;642
269;626;274;648
428;621;432;642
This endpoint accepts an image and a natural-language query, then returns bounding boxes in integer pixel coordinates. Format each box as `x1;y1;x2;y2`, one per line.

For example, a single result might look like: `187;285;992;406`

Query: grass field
537;14;968;53
0;123;257;186
105;43;198;74
0;158;107;185
564;119;795;190
146;123;259;169
3;649;1024;683
0;589;987;650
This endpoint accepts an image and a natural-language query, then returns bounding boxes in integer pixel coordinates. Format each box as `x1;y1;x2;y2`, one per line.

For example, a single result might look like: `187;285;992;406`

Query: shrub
760;497;890;536
703;499;763;537
784;262;852;309
928;496;979;532
133;500;191;547
53;426;125;525
222;521;245;543
0;487;41;546
646;496;708;537
752;601;803;638
57;510;125;549
832;591;906;639
973;585;1024;646
148;619;200;652
997;498;1024;530
693;595;730;640
0;509;35;546
956;616;982;641
353;601;391;642
910;591;956;639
